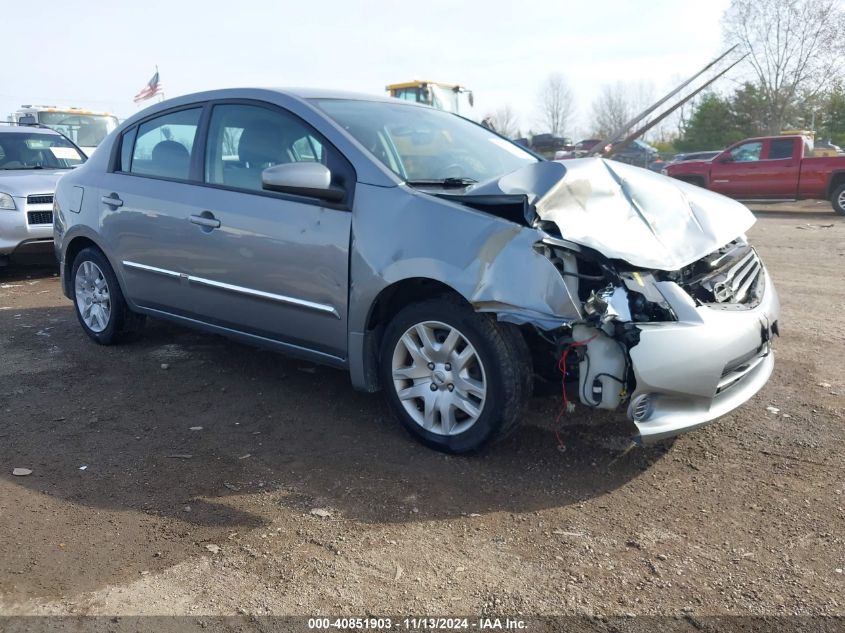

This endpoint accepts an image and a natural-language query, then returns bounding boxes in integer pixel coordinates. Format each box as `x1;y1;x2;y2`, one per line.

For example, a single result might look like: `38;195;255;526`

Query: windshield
313;99;537;184
632;139;657;152
0;132;86;169
575;139;600;150
429;85;460;114
36;112;118;147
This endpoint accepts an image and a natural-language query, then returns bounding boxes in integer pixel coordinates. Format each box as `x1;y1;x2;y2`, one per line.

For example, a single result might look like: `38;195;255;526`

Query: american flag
133;70;163;103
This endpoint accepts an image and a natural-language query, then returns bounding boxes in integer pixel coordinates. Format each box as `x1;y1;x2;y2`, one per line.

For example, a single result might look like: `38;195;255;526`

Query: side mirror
716;153;732;163
261;163;345;203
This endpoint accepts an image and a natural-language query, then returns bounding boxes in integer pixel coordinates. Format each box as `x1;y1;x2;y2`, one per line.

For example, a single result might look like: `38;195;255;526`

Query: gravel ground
0;202;843;621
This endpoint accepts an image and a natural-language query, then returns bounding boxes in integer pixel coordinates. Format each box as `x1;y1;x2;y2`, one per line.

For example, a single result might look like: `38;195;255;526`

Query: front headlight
0;193;16;210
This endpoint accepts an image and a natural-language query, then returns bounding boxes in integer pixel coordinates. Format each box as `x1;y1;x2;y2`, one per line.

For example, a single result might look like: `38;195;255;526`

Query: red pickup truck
664;135;845;215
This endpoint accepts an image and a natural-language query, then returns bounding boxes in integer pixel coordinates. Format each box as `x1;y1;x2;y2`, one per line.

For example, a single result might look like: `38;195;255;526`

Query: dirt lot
0;202;843;620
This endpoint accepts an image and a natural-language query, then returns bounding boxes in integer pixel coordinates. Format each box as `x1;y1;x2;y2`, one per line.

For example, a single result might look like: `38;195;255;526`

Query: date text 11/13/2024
307;617;527;630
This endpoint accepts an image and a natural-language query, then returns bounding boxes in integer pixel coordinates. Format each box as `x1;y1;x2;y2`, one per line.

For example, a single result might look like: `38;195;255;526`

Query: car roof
737;135;802;144
277;87;401;103
118;87;430;131
0;125;63;136
148;87;410;105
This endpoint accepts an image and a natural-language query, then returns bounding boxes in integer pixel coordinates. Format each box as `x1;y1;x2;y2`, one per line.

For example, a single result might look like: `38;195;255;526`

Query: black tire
379;297;532;453
832;183;845;216
70;247;144;345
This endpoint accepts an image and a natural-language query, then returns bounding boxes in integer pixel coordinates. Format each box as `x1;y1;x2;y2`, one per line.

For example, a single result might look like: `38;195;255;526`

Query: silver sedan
53;88;779;453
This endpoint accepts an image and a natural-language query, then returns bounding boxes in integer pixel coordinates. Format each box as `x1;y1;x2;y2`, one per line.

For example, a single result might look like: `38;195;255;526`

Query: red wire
554;334;598;451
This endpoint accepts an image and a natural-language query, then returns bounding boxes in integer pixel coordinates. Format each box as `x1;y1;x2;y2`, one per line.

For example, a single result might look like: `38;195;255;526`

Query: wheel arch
349;277;473;393
61;232;125;300
826;170;845;198
674;175;707;188
365;277;471;331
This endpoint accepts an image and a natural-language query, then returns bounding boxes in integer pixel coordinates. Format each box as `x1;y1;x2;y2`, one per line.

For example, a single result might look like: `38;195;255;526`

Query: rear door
98;105;210;315
756;138;800;198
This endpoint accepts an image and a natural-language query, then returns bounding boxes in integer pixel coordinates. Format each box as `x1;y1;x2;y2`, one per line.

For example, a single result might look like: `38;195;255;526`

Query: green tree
819;89;845;147
732;83;769;137
676;94;743;151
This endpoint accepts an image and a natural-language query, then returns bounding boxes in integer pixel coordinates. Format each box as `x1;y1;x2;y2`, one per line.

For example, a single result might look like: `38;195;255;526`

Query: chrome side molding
122;260;340;318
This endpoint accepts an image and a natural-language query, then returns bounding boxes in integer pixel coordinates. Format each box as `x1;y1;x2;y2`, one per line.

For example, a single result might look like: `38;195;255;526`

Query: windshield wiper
405;177;477;188
0;166;45;170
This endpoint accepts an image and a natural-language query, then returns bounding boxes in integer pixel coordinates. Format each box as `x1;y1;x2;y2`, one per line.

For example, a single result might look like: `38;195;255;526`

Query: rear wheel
71;247;144;344
832;183;845;216
379;298;532;453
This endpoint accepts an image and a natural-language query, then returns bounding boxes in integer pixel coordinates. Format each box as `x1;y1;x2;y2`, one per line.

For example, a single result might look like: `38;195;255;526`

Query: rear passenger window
204;104;327;192
118;126;137;172
130;108;201;180
768;139;794;160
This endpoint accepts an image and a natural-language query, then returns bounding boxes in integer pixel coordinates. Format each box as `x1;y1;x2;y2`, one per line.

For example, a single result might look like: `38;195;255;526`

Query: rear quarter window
118;127;137;172
768;139;795;160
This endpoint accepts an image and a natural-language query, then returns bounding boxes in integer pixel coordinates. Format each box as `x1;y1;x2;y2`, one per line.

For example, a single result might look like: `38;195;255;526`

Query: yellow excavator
386;80;474;116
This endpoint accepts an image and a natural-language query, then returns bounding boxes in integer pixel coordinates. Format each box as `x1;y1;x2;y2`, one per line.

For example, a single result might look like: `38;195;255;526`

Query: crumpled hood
468;158;755;271
0;170;66;198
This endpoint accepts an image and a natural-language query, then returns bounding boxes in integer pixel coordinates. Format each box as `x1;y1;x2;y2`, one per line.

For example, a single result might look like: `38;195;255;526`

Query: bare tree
222;128;242;157
537;73;574;137
591;85;632;139
590;81;656;139
723;0;845;133
484;105;520;139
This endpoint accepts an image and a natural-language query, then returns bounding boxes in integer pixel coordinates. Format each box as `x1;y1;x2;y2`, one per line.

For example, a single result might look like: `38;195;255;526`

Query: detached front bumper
627;268;780;443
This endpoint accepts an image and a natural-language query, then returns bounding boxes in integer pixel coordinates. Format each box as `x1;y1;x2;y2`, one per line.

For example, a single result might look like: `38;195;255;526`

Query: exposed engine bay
532;234;769;416
429;156;779;441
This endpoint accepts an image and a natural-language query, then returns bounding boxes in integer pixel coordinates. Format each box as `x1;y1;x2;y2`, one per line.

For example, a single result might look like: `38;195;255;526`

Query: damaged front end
537;235;779;443
450;158;780;443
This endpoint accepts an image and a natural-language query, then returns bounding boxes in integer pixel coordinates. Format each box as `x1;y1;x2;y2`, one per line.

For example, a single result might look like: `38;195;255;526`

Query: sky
2;0;733;138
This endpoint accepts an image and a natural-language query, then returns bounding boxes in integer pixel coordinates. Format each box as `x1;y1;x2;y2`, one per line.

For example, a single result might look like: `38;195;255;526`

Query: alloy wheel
74;260;111;333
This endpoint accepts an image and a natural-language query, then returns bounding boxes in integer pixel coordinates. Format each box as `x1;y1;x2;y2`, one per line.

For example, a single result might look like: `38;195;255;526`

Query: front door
709;140;765;198
179;102;352;358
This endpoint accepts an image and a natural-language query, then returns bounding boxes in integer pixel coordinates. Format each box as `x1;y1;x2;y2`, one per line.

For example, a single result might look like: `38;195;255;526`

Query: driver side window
730;141;763;163
204;103;327;193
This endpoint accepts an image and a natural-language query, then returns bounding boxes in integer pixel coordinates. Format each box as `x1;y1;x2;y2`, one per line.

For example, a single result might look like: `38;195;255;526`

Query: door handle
101;194;123;207
189;214;221;229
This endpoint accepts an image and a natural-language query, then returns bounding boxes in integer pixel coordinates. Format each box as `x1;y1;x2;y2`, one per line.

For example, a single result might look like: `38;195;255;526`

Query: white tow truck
7;106;119;156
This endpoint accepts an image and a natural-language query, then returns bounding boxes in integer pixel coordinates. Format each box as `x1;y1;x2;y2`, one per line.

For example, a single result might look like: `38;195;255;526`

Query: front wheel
71;247;144;344
379;298;532;453
831;183;845;216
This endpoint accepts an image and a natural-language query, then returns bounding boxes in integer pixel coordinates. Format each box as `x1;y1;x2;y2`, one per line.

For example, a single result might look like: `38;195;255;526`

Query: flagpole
157;64;164;102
